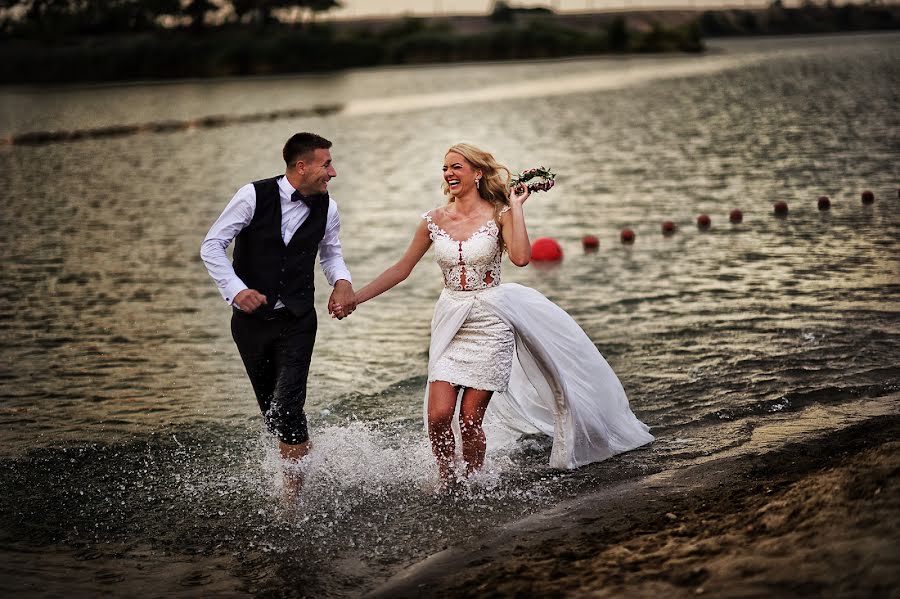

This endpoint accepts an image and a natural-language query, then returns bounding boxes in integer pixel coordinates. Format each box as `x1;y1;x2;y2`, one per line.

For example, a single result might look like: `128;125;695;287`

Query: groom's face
297;148;336;195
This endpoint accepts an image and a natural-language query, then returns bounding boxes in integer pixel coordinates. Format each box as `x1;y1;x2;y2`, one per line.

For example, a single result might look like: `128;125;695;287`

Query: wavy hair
442;143;511;221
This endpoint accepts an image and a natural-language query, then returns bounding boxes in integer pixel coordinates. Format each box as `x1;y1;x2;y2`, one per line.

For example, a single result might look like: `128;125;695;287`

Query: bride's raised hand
509;184;531;207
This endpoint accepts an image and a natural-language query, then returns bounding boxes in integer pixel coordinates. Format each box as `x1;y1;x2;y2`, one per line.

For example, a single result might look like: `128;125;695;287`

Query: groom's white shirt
200;175;352;309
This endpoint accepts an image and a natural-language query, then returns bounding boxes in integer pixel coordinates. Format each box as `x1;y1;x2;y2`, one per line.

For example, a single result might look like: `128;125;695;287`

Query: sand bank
373;397;900;598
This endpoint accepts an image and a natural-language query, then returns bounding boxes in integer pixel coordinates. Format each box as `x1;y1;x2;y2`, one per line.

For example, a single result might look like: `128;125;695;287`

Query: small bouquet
511;166;556;193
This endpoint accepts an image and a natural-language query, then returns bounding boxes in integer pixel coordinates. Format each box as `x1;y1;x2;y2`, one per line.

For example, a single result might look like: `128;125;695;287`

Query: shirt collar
278;175;297;202
278;175;329;204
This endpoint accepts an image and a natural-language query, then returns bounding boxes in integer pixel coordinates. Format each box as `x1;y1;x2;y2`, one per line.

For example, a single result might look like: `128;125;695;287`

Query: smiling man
200;132;355;495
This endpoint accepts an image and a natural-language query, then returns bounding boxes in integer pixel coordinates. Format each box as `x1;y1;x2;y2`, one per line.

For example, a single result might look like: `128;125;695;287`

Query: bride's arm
354;220;433;306
502;186;532;267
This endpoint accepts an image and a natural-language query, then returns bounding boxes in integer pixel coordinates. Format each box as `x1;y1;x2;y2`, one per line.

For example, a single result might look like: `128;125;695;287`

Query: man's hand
328;280;356;320
234;289;267;313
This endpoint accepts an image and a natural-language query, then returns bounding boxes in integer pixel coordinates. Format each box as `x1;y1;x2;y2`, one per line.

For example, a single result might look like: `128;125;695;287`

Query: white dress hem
424;283;654;470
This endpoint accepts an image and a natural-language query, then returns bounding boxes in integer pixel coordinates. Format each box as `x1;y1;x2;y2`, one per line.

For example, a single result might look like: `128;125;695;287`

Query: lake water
0;32;898;597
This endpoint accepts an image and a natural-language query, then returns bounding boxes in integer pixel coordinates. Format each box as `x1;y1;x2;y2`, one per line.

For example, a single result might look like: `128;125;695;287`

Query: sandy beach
373;396;900;598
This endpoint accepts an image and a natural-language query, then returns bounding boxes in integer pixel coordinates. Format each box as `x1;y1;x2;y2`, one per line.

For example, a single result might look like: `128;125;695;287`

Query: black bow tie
291;190;327;206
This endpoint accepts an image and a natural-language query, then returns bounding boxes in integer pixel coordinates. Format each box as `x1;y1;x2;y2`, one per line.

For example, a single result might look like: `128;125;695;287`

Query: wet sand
373;403;900;598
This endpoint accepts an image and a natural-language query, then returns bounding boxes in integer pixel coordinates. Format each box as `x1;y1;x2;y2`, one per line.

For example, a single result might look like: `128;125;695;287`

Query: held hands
234;289;267;313
328;280;357;320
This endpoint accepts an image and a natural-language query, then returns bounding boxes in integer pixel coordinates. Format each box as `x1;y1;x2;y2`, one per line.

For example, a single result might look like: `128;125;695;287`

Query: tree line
0;0;341;37
2;1;894;85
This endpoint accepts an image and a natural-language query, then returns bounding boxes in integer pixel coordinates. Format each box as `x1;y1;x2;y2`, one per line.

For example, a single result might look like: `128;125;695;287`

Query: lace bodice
422;208;508;291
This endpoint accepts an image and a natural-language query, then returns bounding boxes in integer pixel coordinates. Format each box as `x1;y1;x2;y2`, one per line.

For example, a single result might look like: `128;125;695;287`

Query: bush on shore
698;3;900;37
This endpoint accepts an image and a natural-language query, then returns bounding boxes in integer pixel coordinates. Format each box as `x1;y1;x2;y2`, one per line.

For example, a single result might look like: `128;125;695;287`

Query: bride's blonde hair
442;143;511;222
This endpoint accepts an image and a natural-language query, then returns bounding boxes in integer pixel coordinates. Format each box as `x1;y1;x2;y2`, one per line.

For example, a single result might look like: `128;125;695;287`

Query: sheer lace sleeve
422;210;440;242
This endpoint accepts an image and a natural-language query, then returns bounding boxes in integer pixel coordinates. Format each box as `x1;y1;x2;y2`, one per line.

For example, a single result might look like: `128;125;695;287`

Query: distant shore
2;3;898;86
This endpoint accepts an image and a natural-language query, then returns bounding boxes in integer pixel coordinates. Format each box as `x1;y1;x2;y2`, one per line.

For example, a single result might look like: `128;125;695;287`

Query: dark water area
0;33;898;596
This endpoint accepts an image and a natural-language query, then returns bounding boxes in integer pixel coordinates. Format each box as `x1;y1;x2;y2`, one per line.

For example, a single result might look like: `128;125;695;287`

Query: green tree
1;0;180;36
607;16;628;51
491;0;514;23
233;0;283;25
300;0;341;25
184;0;216;31
231;0;340;26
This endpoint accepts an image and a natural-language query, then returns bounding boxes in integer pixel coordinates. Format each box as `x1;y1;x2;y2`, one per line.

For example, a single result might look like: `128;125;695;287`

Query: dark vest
232;176;328;317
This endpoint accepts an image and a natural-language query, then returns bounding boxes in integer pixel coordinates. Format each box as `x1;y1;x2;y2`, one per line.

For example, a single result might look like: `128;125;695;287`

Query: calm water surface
0;33;898;597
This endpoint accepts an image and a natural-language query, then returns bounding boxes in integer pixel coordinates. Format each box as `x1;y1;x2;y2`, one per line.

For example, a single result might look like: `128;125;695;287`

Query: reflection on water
0;32;898;596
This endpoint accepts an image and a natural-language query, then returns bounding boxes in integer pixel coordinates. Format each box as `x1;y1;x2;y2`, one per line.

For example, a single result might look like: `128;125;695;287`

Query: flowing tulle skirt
424;283;653;470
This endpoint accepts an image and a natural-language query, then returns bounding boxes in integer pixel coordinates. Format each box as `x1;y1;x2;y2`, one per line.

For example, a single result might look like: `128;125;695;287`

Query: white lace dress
422;209;654;470
424;210;514;392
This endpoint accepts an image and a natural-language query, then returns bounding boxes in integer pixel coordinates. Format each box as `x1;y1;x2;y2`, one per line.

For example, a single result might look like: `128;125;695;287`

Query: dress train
424;283;654;470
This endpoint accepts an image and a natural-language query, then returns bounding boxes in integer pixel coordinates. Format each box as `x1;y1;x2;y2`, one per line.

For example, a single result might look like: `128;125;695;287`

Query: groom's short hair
283;132;332;166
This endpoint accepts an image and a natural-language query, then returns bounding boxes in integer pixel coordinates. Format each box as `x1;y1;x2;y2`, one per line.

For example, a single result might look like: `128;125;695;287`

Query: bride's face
443;152;481;197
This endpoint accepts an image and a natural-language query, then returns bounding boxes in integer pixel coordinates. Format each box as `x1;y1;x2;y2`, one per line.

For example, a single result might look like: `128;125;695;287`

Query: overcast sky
327;1;803;19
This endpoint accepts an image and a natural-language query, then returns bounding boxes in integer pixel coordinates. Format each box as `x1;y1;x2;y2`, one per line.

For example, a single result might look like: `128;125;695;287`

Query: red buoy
817;195;831;210
531;237;563;262
773;201;789;216
661;221;676;235
697;214;711;229
620;229;635;244
582;234;599;251
861;190;875;204
729;209;743;224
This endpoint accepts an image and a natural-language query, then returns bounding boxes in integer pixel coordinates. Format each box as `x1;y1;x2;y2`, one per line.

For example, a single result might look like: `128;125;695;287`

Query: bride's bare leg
459;388;493;476
427;381;458;485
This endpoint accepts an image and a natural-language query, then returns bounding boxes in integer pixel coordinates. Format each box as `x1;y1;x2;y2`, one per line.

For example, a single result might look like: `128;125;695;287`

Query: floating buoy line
531;191;883;261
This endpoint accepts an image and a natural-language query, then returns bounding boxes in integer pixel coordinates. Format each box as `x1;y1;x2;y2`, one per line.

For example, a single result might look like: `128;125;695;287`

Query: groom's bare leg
459;389;492;475
280;439;311;497
427;381;458;485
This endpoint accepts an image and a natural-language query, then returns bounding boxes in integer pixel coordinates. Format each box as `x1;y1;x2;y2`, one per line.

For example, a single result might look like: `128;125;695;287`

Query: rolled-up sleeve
319;198;352;286
200;183;256;305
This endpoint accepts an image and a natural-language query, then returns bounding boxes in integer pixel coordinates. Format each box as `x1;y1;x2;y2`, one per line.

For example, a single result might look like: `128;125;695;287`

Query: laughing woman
335;143;653;488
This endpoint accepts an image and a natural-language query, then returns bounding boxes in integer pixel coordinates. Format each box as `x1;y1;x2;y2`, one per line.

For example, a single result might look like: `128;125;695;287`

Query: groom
200;132;356;490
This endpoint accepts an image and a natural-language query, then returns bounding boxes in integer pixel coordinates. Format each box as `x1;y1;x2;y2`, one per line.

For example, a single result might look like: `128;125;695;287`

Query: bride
333;143;653;486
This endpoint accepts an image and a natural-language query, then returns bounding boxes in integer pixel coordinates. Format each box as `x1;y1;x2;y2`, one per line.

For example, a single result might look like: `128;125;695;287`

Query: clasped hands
232;280;356;320
328;279;356;320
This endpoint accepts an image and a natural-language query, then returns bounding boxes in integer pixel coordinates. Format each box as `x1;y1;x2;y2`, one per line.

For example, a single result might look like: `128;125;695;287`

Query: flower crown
510;167;556;193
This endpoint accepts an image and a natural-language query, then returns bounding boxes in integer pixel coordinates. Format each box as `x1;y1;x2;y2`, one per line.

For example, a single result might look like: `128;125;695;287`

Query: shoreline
371;394;900;598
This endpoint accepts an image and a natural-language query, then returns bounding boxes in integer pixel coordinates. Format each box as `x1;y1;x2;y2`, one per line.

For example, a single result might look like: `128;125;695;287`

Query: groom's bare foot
282;469;304;502
279;439;311;502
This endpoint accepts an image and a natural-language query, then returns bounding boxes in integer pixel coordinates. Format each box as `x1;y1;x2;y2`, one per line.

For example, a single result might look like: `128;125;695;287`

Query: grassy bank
1;12;703;85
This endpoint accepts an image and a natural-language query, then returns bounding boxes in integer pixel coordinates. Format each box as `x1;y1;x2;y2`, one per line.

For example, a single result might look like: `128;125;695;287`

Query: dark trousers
231;307;317;445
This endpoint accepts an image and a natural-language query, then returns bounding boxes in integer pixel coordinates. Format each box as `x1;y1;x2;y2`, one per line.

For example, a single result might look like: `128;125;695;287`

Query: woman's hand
330;292;358;319
509;184;531;207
